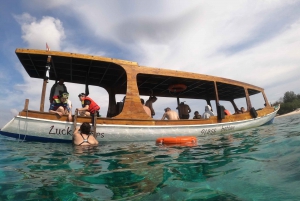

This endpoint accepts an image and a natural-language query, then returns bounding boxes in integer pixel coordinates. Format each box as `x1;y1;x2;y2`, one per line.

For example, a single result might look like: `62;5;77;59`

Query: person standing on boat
176;102;191;119
49;93;72;121
161;107;179;120
202;105;215;119
73;122;99;146
49;78;67;103
145;96;157;117
77;93;100;117
141;99;151;117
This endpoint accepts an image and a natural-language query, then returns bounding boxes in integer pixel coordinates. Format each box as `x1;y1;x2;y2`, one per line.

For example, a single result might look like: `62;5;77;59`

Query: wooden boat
0;48;280;142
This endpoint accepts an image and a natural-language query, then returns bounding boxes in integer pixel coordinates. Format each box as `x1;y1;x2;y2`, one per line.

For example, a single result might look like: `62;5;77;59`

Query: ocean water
1;115;300;201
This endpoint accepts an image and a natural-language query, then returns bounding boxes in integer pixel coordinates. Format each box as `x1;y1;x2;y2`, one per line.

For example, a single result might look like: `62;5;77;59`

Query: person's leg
57;106;65;114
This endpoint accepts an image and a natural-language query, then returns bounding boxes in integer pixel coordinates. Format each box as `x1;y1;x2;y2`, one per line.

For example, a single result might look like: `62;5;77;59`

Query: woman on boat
73;122;99;146
202;105;215;119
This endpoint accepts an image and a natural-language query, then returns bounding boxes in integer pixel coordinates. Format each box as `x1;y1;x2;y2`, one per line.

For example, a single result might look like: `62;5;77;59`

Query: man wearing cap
161;107;179;120
77;93;100;117
49;92;72;121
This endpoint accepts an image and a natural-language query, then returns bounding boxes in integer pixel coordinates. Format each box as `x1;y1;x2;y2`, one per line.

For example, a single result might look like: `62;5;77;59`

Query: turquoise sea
1;115;300;201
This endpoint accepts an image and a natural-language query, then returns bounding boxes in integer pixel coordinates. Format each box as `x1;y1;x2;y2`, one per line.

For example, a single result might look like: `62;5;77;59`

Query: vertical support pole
244;88;252;111
73;109;78;142
262;91;270;107
214;81;220;112
40;79;47;112
176;96;181;118
40;55;51;112
24;99;29;111
73;109;78;131
93;114;97;138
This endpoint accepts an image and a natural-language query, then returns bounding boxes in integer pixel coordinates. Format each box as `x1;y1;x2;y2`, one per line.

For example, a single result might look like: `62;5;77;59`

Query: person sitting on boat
145;96;157;118
73;122;99;146
202;105;215;119
49;92;72;121
49;78;68;103
141;98;151;117
161;107;179;120
224;107;231;115
193;111;201;119
176;102;191;119
77;93;100;117
241;107;246;113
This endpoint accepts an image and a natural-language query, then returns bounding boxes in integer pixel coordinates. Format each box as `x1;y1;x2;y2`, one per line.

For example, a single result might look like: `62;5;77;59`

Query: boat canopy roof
16;48;263;100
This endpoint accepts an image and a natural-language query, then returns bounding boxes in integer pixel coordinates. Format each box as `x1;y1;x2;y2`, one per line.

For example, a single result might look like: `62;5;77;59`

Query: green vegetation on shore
273;91;300;115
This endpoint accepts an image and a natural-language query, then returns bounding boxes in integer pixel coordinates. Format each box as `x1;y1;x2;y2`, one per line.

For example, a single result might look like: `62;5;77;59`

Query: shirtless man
176;102;191;119
141;99;151;117
161;107;180;120
145;96;157;117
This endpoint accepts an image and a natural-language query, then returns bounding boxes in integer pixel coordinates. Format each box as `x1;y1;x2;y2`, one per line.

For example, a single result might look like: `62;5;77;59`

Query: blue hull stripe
0;130;71;143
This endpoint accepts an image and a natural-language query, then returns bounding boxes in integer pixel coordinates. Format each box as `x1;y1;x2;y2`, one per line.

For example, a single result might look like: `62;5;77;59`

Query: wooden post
40;79;48;112
214;81;219;112
244;88;252;111
73;109;78;131
72;109;78;142
93;114;97;138
24;99;29;111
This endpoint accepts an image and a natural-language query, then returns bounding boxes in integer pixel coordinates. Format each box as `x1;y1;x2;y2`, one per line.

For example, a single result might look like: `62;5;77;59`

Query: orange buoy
156;136;197;145
168;84;187;93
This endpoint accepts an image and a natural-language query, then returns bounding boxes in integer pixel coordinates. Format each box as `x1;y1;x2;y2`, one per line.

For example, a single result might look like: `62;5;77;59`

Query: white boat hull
0;108;278;142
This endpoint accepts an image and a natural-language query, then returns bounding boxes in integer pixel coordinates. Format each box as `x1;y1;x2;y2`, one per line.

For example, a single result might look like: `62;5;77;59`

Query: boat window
218;101;235;114
234;97;247;113
248;90;266;110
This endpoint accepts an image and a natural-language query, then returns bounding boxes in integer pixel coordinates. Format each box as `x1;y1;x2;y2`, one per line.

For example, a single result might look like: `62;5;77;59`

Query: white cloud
14;13;65;50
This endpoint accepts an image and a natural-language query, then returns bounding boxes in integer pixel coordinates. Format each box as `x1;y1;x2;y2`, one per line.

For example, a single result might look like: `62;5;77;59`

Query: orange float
156;136;197;145
168;84;187;93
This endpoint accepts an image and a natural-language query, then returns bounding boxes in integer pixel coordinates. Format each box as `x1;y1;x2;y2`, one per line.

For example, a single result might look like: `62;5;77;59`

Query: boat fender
168;84;187;93
217;105;225;120
156;136;197;145
250;107;258;118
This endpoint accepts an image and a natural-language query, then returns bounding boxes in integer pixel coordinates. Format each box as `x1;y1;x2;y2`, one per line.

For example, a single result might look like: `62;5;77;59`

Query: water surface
1;115;300;200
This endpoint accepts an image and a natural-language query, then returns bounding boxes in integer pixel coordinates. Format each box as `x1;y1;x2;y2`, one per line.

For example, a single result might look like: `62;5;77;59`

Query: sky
1;0;300;128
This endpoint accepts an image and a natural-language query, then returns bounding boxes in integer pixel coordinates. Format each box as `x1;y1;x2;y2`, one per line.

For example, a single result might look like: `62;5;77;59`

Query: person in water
73;122;99;146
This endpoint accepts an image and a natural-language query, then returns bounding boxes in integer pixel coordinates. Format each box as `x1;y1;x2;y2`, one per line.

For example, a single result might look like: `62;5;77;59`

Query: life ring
156;136;197;145
168;84;187;93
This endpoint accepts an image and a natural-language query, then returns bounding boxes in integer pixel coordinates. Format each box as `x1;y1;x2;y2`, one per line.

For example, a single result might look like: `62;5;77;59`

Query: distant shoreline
276;109;300;118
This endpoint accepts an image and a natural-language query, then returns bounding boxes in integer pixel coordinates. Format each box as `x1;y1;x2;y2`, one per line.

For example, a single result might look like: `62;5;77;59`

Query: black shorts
181;114;189;119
